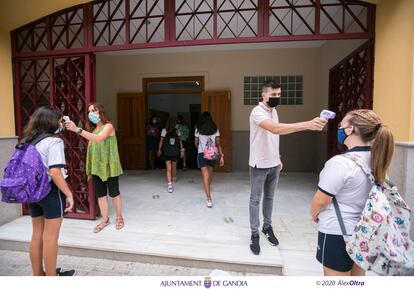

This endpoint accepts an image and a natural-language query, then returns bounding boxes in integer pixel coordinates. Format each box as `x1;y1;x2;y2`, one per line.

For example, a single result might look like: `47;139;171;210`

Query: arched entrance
11;0;376;219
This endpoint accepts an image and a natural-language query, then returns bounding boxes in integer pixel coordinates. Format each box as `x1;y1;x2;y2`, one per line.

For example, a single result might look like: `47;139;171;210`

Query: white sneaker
167;183;173;193
206;200;213;208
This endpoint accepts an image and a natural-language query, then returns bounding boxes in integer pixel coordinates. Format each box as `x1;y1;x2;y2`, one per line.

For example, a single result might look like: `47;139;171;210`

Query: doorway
143;76;204;169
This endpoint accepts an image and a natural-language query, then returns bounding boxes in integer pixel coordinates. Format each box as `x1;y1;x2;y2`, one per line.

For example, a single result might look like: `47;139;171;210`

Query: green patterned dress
86;125;123;181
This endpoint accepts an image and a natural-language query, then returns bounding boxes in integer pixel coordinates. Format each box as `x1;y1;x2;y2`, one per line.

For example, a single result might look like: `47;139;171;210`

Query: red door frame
10;0;376;219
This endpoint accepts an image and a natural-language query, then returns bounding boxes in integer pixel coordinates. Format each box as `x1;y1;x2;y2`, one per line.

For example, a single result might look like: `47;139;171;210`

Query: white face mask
152;119;157;124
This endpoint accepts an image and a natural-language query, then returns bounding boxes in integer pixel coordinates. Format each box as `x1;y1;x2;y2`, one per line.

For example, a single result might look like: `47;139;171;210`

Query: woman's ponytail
371;125;394;185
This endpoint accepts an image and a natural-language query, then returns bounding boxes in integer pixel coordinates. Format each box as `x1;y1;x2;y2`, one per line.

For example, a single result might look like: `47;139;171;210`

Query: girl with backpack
157;118;184;193
65;103;124;233
195;112;224;208
24;107;75;276
311;109;394;276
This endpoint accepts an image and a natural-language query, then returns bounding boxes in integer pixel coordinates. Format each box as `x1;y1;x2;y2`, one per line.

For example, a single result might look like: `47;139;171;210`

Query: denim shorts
197;153;217;168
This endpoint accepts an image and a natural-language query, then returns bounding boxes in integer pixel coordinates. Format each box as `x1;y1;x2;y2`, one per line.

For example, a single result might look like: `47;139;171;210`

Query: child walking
157;118;184;193
195;112;224;208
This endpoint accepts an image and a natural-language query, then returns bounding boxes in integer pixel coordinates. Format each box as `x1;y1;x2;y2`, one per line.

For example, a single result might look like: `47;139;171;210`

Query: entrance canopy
12;0;375;58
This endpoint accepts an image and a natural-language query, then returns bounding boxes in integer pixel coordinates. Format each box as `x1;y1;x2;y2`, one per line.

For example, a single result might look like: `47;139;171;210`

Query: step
0;217;283;275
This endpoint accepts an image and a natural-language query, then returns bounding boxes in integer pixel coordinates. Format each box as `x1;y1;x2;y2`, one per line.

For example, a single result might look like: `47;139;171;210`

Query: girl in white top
24;107;74;276
195;112;224;208
311;109;394;276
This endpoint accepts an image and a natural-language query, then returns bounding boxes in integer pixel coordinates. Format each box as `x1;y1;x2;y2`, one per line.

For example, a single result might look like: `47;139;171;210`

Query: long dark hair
165;118;177;134
86;102;111;131
347;109;394;185
23;107;62;143
197;111;217;135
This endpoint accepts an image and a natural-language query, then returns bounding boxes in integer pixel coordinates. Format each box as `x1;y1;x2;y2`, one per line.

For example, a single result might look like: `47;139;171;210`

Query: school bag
201;135;219;161
333;154;414;276
0;134;52;203
163;130;180;157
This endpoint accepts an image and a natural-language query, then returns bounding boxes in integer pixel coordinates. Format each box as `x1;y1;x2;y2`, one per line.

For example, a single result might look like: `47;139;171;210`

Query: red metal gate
327;39;374;159
15;55;96;219
10;0;376;219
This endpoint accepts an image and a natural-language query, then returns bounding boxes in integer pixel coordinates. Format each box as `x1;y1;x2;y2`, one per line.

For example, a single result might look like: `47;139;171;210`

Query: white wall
96;41;364;171
96;47;321;130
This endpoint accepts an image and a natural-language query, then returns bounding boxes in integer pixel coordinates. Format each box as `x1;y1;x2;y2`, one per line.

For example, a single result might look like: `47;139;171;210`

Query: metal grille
217;0;258;38
320;0;368;34
175;0;214;40
93;0;127;46
327;40;374;158
16;20;48;53
15;55;96;219
269;0;315;36
50;7;84;50
17;59;51;133
130;0;165;43
11;0;375;57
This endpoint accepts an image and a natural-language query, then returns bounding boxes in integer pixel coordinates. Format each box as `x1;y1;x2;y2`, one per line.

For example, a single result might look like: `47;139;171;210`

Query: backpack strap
332;197;348;236
30;134;54;145
341;154;376;185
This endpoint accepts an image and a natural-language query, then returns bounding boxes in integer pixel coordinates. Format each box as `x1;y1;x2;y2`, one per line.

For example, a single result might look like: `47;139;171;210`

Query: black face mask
267;97;281;108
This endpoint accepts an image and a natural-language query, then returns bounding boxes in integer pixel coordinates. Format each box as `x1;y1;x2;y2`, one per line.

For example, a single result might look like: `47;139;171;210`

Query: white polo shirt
317;147;372;235
249;102;281;168
35;136;67;181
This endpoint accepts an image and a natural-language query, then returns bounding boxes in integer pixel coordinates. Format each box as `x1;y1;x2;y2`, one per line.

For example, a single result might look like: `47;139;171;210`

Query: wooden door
117;93;146;169
201;91;231;172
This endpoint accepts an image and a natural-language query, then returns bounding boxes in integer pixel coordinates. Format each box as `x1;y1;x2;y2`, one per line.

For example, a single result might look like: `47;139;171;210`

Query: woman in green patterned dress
66;103;124;233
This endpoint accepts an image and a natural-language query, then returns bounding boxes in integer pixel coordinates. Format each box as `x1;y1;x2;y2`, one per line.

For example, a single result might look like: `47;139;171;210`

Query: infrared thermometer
320;109;336;120
320;110;336;120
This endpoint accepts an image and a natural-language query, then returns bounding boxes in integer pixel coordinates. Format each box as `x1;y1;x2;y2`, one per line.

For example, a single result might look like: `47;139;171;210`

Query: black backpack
163;130;180;157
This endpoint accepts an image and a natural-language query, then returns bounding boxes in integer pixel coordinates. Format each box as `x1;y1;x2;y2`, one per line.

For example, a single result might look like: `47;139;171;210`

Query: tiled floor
0;170;323;275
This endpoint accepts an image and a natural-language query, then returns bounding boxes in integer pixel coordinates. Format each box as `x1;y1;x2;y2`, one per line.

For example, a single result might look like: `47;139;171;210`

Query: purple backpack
0;134;52;203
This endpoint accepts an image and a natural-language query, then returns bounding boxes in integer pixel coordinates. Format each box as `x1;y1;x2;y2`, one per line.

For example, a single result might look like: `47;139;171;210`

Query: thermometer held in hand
320;110;336;120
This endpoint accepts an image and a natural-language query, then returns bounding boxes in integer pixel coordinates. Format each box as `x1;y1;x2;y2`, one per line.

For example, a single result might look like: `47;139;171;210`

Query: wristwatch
76;127;83;134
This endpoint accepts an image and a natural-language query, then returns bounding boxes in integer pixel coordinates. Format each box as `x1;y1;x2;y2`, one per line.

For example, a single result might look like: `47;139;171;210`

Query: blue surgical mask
337;127;348;144
88;112;101;124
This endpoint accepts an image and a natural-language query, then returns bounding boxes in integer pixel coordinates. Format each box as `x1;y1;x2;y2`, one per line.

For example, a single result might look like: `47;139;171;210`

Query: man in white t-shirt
249;80;327;255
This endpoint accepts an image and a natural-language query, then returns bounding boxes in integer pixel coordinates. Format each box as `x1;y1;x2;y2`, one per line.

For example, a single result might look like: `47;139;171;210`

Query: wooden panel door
201;91;231;172
117;93;146;170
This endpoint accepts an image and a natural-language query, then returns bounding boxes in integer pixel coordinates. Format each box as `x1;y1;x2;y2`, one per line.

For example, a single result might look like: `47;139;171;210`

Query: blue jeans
249;165;281;235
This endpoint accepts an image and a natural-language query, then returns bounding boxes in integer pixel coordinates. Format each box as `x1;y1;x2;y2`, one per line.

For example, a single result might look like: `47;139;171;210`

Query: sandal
93;218;110;233
115;217;125;230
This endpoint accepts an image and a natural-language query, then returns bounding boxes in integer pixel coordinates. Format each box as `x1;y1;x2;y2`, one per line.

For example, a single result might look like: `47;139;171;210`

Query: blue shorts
28;183;66;219
197;153;217;168
316;231;354;272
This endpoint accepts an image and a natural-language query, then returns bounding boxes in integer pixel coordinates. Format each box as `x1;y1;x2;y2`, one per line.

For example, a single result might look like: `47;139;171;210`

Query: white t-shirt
195;129;220;154
35;136;67;181
317;147;372;235
249;102;281;168
161;128;181;138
